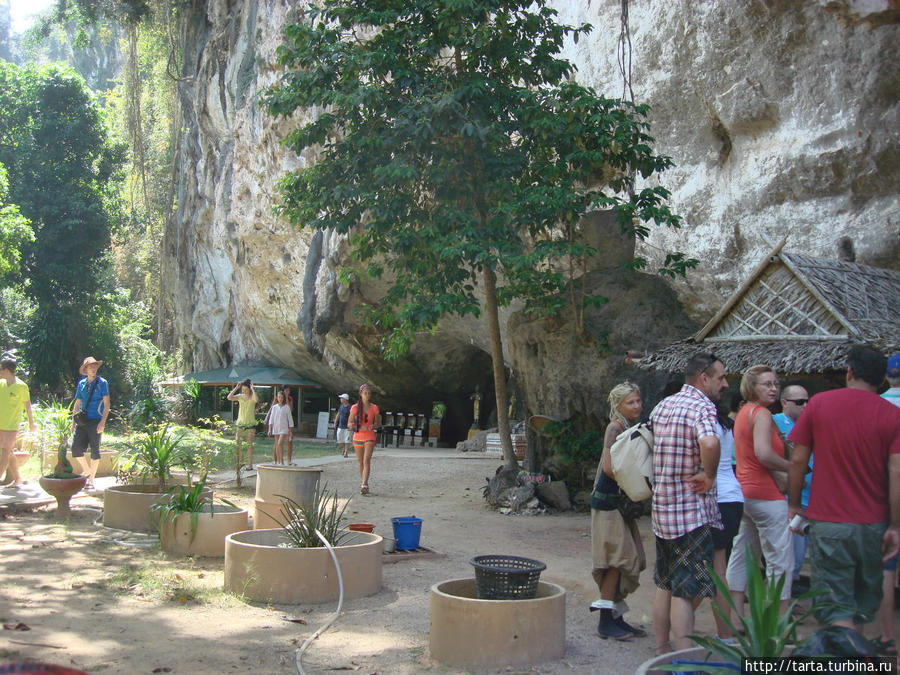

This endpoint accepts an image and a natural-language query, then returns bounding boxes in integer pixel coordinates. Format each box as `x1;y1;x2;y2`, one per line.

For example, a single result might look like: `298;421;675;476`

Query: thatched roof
639;238;900;375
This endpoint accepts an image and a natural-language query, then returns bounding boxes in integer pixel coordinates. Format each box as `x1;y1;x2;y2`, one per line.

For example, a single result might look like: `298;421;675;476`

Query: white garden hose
296;528;344;675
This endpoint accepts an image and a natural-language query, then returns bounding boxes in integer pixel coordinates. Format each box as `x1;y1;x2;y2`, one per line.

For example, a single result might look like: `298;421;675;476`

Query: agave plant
119;424;187;491
272;481;351;548
663;546;823;673
34;398;79;478
150;479;237;543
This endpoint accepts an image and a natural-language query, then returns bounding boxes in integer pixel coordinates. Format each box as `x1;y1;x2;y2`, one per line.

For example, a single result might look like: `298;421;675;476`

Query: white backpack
609;423;654;501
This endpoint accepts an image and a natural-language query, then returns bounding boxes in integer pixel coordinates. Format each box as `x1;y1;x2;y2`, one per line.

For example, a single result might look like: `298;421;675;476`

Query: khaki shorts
336;428;351;444
809;520;887;625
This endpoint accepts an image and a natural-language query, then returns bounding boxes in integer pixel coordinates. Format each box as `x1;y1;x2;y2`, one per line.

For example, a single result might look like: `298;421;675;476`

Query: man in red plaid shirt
650;352;729;653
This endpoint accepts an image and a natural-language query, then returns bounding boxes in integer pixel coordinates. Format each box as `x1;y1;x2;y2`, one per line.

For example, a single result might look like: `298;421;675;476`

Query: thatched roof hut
639;239;900;375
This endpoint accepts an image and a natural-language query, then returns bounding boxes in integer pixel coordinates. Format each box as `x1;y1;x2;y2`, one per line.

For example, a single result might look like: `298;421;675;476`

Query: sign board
316;411;330;439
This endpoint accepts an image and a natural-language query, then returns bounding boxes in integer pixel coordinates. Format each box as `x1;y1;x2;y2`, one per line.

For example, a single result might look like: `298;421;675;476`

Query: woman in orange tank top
725;365;794;618
349;383;380;495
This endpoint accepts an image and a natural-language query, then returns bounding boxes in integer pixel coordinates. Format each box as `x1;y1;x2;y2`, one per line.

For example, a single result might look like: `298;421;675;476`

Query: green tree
265;0;689;467
0;162;33;284
0;61;125;390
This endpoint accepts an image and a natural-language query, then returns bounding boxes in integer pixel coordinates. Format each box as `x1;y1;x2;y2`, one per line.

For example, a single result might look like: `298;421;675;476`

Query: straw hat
79;356;103;375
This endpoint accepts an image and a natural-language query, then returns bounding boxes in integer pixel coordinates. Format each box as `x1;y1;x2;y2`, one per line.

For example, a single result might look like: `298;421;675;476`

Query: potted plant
224;482;383;604
152;480;247;557
637;549;814;674
103;424;211;533
37;399;87;519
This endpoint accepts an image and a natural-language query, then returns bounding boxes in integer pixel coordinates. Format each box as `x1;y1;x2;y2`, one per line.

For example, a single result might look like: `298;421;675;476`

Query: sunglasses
784;398;808;405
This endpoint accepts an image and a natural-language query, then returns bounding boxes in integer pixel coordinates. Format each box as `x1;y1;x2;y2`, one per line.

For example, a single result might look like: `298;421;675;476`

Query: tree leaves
263;0;687;356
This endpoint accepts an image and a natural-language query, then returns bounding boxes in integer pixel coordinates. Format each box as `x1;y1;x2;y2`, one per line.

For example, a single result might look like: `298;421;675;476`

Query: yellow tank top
236;393;257;427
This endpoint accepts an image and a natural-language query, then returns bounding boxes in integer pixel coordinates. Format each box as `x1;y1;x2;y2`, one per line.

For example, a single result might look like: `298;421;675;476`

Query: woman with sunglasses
725;365;794;619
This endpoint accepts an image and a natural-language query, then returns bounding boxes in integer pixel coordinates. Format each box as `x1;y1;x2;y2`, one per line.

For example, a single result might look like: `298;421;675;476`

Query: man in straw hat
71;356;110;489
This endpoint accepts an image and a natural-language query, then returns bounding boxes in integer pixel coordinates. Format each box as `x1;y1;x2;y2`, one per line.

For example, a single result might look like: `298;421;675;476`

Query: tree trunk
482;266;518;468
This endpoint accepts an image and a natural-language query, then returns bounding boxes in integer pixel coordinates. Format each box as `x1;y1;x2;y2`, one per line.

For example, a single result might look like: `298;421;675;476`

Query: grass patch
104;560;237;607
103;425;336;473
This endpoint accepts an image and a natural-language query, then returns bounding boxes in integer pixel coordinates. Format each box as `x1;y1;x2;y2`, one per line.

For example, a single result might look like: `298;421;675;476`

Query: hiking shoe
597;616;633;641
613;615;646;638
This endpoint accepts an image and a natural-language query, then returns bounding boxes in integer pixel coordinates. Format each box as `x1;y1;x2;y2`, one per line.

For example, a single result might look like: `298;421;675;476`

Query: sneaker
597;615;633;641
360;485;369;495
613;615;646;638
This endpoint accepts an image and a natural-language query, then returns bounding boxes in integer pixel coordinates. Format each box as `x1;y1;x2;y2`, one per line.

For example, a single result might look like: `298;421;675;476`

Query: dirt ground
0;450;887;674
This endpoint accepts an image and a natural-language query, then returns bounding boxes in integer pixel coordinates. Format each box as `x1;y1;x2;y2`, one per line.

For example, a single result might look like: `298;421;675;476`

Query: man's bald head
780;384;809;423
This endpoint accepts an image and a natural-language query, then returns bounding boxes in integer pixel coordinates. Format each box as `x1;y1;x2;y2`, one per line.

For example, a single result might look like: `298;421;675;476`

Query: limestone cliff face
161;0;899;420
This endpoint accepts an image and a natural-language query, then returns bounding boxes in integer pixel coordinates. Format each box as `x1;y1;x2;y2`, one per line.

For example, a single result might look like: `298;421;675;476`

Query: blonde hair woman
590;381;647;640
725;365;794;617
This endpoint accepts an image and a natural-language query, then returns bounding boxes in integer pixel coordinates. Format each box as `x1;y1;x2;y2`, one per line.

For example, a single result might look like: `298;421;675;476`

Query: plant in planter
104;424;208;533
224;481;383;603
151;480;246;557
431;402;446;421
118;424;187;491
273;481;352;548
651;548;819;674
37;399;86;518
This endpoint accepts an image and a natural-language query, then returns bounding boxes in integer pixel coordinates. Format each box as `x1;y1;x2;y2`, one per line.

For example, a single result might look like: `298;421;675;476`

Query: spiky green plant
661;545;823;673
35;397;79;478
119;424;186;491
271;482;351;548
151;479;237;543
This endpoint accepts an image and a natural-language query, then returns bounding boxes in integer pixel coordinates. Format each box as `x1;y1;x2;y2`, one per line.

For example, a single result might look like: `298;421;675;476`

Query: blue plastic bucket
391;516;423;551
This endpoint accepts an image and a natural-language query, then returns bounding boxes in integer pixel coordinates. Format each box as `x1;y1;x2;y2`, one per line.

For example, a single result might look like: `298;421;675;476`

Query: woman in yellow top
227;379;258;471
349;383;380;495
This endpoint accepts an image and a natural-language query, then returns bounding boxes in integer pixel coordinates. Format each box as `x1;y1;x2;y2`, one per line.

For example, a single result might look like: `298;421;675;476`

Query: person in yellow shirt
0;357;37;488
227;379;258;471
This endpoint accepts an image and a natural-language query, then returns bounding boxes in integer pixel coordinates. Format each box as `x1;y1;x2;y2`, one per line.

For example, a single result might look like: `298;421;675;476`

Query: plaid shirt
651;385;723;540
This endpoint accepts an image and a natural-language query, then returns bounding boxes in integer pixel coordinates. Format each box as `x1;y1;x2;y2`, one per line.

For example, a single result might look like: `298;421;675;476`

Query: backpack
609;422;654;502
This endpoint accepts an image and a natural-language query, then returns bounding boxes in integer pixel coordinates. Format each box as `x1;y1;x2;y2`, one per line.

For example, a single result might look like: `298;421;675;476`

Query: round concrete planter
39;475;88;520
103;484;213;533
634;647;716;675
429;579;565;669
255;465;322;503
159;504;249;557
253;498;283;530
224;529;382;604
13;451;30;468
254;465;322;530
95;450;120;477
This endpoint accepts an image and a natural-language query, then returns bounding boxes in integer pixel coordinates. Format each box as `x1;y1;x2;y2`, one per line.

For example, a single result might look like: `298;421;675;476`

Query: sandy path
0;451;728;674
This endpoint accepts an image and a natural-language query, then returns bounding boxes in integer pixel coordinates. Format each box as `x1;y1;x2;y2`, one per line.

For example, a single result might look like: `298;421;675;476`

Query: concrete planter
634;647;720;674
429;579;565;669
103;484;212;533
159;504;249;557
95;450;119;477
13;451;30;468
224;529;382;604
39;475;88;519
254;465;322;529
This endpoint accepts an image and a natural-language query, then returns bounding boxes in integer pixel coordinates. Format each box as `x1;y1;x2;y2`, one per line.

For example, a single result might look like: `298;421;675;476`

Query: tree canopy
0;61;125;390
265;0;688;465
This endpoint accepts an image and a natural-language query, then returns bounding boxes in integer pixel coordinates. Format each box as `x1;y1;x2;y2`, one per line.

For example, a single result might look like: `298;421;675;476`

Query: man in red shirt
789;345;900;632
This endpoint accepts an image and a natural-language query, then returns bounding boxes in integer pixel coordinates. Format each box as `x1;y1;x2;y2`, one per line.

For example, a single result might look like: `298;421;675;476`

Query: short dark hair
0;357;16;373
685;352;722;380
241;378;252;388
847;345;887;387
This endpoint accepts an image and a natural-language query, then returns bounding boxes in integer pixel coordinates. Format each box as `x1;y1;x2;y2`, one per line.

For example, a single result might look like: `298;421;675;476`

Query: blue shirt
774;413;812;508
75;376;109;420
